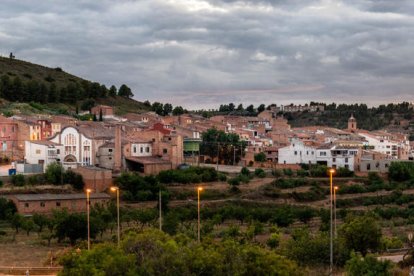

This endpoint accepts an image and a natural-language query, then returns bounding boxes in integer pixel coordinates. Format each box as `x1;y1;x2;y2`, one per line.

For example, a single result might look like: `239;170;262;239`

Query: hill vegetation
0;56;151;116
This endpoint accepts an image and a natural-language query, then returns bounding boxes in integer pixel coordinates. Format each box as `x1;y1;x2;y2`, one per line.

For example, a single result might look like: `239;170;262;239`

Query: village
0;103;412;215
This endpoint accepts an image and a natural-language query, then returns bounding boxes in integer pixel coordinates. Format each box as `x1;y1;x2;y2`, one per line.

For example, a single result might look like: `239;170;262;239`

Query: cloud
0;0;413;109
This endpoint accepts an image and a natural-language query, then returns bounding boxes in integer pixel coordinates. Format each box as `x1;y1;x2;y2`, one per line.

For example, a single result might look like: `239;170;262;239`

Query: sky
1;0;414;110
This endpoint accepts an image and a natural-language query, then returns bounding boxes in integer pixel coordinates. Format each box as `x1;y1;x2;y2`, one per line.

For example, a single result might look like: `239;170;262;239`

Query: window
140;147;144;153
109;148;113;153
311;151;314;155
332;158;336;162
24;203;29;208
294;151;297;155
36;149;41;154
146;147;150;153
306;151;309;155
345;164;349;169
40;202;45;207
56;149;60;154
56;202;61;207
367;163;371;170
163;148;168;154
345;158;348;163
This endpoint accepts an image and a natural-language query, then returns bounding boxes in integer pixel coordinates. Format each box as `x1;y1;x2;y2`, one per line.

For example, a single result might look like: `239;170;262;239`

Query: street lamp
329;168;335;276
110;186;120;247
85;188;92;250
334;186;339;238
197;187;203;242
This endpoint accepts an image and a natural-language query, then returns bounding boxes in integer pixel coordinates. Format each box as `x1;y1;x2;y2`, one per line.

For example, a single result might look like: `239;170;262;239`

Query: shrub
45;162;64;185
336;167;354;177
218;173;227;182
240;167;250;176
345;252;393;276
272;169;282;177
254;168;266;178
64;170;84;190
254;152;266;162
296;169;309;177
389;162;414;182
309;165;328;177
283;168;293;177
11;174;25;186
0;180;3;187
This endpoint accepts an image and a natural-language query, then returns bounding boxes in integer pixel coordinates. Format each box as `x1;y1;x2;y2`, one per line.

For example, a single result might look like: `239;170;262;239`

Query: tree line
0;74;134;105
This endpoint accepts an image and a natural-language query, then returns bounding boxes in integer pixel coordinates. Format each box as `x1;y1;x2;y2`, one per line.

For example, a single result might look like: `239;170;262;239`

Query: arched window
83;140;91;165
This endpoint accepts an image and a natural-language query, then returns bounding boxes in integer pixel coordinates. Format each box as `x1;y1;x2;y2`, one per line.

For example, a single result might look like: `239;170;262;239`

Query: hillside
0;56;151;116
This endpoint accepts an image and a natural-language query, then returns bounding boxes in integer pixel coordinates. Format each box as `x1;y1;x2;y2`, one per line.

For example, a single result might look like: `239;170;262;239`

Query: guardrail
0;266;62;275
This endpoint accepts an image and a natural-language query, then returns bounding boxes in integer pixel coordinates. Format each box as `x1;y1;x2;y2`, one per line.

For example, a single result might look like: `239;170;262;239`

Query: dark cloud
0;0;413;109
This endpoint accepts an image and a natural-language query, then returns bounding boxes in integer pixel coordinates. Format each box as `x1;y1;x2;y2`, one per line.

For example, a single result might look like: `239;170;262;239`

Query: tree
33;213;49;233
340;215;382;256
254;152;266;162
172;106;184;116
163;103;173;116
10;213;24;233
99;108;103;121
118;84;133;98
388;161;414;182
151;102;164;115
257;104;266;113
345;252;393;276
109;85;117;97
236;104;244;111
45;162;64;185
0;198;16;219
246;104;255;113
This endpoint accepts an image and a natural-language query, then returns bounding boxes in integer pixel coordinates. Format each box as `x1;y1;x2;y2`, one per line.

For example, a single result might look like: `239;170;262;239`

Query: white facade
131;142;152;157
316;147;358;171
24;141;63;171
359;133;401;159
278;139;317;164
49;127;94;168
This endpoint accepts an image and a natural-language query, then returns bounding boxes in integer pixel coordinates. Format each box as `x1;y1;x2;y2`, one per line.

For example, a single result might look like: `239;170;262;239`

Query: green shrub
345;252;393;276
240;167;250;176
283;168;293;177
389;162;414;182
296;169;309;177
0;180;3;187
254;152;266;162
11;174;25;186
309;165;328;177
254;168;266;178
336;167;354;177
218;173;227;182
272;169;282;177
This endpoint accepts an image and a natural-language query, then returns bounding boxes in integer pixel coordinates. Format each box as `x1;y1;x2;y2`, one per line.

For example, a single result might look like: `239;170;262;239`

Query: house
316;144;359;171
0;115;21;159
73;166;113;192
9;193;111;215
24;140;63;172
91;105;114;119
278;138;318;165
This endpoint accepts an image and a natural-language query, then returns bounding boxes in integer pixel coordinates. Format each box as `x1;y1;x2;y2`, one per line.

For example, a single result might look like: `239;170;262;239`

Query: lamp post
86;188;92;250
197;187;203;242
334;186;338;238
329;169;335;276
110;186;120;247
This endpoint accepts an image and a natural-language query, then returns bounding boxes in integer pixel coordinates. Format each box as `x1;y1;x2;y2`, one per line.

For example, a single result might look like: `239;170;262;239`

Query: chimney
114;125;122;172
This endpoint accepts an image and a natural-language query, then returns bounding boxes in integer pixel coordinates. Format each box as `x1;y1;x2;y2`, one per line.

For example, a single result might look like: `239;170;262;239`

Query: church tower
347;114;357;132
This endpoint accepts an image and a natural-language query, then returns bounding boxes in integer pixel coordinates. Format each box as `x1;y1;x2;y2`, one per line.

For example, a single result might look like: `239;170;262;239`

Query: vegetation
200;128;247;165
59;229;301;276
157;167;219;185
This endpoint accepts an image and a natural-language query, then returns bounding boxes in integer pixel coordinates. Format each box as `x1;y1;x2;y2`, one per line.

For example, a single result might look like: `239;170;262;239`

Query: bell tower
347;114;357;132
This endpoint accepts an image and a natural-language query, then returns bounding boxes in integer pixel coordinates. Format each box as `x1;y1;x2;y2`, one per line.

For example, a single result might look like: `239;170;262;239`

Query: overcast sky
1;0;413;109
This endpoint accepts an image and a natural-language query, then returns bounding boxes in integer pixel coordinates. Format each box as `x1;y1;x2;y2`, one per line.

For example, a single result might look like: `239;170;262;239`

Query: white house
358;132;409;159
316;144;359;171
24;140;63;171
278;138;317;165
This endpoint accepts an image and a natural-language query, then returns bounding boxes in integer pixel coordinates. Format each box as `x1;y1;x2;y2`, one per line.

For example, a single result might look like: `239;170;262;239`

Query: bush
336;167;354;177
389;162;414;182
218;173;227;182
64;170;84;190
345;252;393;276
240;167;250;176
309;165;328;177
11;174;25;186
45;162;64;185
296;169;309;177
272;169;282;177
254;152;266;162
283;168;293;177
254;168;266;178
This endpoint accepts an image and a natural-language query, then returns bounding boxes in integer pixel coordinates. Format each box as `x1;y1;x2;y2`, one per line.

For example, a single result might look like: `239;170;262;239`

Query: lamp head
110;186;119;192
198;187;203;191
329;169;335;174
334;186;339;190
86;188;92;193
